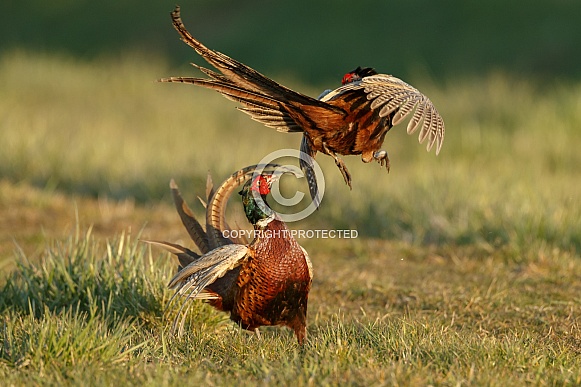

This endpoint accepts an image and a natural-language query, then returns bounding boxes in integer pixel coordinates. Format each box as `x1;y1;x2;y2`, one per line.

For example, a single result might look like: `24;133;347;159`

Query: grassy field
1;52;580;385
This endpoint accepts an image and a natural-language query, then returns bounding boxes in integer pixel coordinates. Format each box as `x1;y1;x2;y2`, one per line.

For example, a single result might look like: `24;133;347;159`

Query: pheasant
147;165;313;344
160;6;445;203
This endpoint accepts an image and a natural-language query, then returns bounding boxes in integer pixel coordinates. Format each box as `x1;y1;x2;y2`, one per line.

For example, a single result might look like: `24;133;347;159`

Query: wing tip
435;136;444;155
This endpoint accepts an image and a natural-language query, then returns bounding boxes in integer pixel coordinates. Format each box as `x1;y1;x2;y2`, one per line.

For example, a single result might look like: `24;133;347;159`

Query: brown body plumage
160;6;445;202
231;213;311;342
147;165;312;344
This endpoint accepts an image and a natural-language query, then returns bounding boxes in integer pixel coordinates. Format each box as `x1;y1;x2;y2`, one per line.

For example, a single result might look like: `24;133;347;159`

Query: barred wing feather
361;75;445;154
168;244;249;299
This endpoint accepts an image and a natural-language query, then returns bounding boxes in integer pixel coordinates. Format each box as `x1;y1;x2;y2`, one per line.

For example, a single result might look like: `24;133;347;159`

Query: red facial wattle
342;73;355;85
251;175;272;195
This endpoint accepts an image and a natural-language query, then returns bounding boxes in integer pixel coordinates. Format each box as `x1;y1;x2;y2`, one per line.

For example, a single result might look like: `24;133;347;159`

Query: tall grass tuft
0;227;167;323
0;228;171;376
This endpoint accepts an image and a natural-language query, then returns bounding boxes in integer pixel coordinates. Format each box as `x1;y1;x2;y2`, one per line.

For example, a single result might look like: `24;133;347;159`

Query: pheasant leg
323;143;352;189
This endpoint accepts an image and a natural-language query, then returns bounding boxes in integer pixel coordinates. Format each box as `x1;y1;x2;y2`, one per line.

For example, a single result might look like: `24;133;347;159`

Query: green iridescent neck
240;185;274;226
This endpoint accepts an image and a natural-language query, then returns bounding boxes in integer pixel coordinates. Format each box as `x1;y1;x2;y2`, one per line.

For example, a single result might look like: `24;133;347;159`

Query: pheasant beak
239;164;302;196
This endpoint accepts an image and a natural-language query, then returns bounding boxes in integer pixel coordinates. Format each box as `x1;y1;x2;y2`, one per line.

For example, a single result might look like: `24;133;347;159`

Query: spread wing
322;74;445;154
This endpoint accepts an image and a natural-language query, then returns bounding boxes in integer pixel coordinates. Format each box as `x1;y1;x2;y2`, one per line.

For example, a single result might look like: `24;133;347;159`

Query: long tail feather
170;179;210;254
168;5;330;107
142;239;199;270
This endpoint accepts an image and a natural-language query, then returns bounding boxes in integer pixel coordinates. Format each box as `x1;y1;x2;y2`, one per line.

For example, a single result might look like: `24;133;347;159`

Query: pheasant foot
374;150;390;172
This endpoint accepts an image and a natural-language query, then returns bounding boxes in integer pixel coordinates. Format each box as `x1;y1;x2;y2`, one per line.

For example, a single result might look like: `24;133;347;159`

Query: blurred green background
2;0;580;84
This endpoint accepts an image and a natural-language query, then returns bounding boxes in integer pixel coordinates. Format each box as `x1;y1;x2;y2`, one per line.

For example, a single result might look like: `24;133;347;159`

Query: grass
1;232;579;385
0;51;580;384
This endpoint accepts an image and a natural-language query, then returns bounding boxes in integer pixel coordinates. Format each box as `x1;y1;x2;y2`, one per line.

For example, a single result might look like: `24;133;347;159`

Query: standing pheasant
148;165;313;344
160;6;445;203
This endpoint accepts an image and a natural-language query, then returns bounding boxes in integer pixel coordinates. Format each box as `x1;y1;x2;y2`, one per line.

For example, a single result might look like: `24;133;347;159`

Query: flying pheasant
147;165;313;344
160;6;445;204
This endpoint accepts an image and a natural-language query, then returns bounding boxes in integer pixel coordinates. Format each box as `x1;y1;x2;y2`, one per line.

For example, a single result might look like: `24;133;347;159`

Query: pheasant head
239;174;277;226
341;66;378;85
